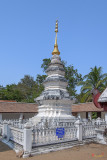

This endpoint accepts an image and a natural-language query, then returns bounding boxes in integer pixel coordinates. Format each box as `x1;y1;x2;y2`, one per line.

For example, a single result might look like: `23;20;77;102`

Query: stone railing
0;119;26;148
0;120;31;150
0;118;107;154
9;126;24;145
91;118;107;130
0;119;29;129
82;123;96;139
32;126;77;147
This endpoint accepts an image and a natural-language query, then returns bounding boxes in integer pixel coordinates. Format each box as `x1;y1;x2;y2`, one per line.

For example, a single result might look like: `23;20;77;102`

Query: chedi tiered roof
36;55;72;102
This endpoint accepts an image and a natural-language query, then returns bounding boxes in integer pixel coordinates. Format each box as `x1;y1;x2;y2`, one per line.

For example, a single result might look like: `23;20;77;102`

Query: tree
0;74;47;103
0;85;6;100
78;66;107;102
19;75;36;88
0;84;24;101
41;58;51;72
17;75;38;102
64;65;82;97
35;74;47;97
36;74;47;85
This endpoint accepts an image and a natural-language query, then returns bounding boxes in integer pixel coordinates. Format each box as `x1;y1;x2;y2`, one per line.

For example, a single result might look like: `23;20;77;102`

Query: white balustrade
9;126;24;145
32;125;77;147
0;118;107;152
82;124;96;139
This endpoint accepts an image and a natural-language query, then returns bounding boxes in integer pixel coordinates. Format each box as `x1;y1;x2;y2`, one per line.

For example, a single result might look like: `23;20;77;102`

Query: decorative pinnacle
55;20;58;33
52;20;60;55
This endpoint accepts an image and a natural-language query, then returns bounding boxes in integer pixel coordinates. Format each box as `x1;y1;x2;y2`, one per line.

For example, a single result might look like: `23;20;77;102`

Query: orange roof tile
0;102;38;113
72;102;104;112
0;102;104;113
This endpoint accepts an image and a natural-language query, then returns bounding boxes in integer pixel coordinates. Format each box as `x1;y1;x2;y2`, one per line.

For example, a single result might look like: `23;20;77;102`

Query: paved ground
0;141;107;160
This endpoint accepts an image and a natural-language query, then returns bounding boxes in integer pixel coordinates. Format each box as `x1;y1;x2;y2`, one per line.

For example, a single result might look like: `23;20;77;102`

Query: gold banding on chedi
52;20;60;55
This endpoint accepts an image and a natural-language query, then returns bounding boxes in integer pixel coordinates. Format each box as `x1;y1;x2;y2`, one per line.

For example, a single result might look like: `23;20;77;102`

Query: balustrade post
105;112;107;123
7;121;11;141
77;113;81;119
75;120;82;141
23;123;32;152
3;120;8;138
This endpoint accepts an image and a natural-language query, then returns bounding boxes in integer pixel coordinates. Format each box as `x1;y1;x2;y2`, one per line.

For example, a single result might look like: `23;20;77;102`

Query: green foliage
0;84;23;101
41;58;51;72
92;112;97;119
78;66;107;102
17;75;37;102
36;74;47;85
35;74;47;98
0;75;46;103
64;65;82;97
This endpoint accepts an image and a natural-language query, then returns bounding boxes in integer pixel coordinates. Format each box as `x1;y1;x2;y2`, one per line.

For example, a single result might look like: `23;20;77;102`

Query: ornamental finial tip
55;20;58;33
52;20;60;55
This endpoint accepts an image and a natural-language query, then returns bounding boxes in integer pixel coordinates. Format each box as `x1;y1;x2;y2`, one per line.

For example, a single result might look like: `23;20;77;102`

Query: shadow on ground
0;140;12;152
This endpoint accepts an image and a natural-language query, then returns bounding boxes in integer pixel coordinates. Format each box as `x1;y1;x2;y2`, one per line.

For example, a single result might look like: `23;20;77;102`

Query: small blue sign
56;128;65;138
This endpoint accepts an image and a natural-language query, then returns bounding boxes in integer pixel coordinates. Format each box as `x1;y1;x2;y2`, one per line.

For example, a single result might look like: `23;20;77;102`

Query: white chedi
29;54;75;126
29;21;76;125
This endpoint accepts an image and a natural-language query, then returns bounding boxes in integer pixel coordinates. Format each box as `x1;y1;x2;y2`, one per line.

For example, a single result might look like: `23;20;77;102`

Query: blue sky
0;0;107;87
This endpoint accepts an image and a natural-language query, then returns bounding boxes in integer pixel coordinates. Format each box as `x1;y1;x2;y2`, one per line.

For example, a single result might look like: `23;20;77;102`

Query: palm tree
78;66;107;102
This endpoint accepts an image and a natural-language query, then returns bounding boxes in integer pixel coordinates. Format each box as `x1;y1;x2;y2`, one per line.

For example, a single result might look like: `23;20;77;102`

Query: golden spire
52;20;60;55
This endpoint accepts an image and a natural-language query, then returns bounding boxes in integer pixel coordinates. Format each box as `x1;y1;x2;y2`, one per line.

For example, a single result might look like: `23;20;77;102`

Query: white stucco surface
98;88;107;102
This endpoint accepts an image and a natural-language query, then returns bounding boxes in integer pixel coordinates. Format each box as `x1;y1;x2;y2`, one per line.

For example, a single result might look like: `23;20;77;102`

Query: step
23;140;83;158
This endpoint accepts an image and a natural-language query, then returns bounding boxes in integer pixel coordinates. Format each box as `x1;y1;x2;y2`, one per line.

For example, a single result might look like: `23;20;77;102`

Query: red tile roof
0;102;104;113
0;102;38;113
72;102;104;112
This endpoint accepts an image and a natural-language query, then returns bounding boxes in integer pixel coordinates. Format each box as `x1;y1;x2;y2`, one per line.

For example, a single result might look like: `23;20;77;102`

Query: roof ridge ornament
52;20;60;55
